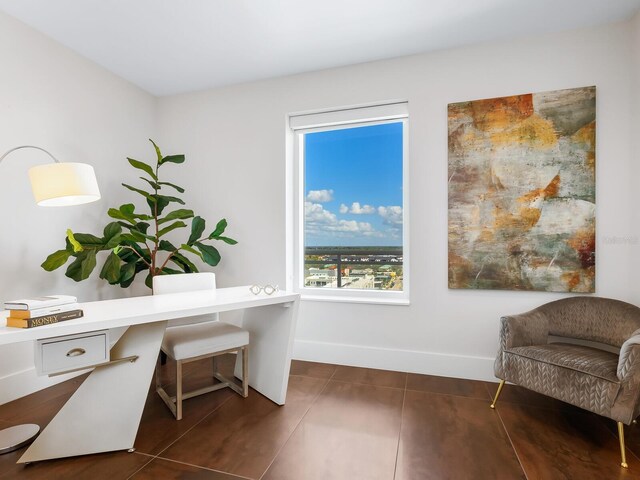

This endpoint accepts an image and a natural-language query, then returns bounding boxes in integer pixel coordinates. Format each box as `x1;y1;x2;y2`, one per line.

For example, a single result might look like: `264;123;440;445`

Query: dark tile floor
1;358;639;479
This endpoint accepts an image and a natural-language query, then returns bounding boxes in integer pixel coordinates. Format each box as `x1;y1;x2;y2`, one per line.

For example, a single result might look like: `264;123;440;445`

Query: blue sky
304;122;403;246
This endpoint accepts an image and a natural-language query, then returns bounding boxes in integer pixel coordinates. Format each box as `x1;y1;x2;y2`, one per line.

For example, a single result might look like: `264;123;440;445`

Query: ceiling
1;0;639;97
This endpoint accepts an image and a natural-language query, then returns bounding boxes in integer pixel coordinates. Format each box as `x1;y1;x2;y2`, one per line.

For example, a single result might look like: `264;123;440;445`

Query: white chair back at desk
153;272;219;327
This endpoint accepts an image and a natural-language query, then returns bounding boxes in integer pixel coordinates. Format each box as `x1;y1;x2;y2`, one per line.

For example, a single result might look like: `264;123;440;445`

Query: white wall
632;13;640;279
158;19;638;381
0;11;156;403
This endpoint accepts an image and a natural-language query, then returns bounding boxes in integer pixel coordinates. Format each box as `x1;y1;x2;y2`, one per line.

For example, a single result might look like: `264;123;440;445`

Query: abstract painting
448;86;596;292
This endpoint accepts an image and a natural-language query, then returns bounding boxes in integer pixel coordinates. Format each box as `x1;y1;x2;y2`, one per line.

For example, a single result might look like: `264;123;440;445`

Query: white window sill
300;294;410;306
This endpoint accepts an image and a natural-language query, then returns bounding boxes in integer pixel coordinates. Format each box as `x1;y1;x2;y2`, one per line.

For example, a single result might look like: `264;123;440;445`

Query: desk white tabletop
0;286;299;345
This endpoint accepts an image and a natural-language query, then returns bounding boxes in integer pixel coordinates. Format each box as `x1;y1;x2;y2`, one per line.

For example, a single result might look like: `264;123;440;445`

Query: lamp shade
28;162;101;206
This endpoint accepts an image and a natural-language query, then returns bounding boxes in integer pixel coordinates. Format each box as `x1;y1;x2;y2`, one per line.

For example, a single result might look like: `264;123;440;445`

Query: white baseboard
293;340;498;383
0;367;82;405
0;340;497;406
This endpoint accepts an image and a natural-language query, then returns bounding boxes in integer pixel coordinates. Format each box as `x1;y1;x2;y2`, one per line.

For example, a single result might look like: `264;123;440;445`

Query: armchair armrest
612;330;640;424
494;309;548;380
618;330;640;382
499;310;549;350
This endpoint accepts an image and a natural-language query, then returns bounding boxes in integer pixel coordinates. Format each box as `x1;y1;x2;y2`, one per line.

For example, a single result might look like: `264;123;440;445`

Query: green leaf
108;208;134;224
99;252;122;284
103;222;122;243
121;231;155;243
158;209;194;225
180;243;202;258
158;267;184;275
121;240;151;263
41;250;71;271
73;233;104;249
108;204;151;223
127;158;157;181
208;218;227;239
159;195;185;205
139;177;162;191
157;221;187;238
145;272;154;289
147;195;170;215
131;222;150;234
188;216;206;244
66;229;83;253
149;139;163;166
170;252;198;273
121;260;148;289
217;236;238;245
158;181;185;193
123;183;152;201
194;242;221;266
66;250;98;282
160;154;185;165
105;235;122;249
159;240;177;252
120;204;135;215
118;260;137;285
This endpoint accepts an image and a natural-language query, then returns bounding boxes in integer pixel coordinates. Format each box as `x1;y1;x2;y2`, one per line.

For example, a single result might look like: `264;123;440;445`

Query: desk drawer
36;330;109;375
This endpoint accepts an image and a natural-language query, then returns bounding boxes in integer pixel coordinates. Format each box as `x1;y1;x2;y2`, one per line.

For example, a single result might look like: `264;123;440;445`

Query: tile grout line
404;387;495;402
392;372;408;480
146;455;254;480
149;391;235;462
127;390;236;478
495;408;530;480
125;451;157;479
258;373;335;480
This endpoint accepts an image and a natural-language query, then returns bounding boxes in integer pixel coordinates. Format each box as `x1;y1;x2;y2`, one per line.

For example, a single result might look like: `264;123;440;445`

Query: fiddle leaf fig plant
42;139;237;289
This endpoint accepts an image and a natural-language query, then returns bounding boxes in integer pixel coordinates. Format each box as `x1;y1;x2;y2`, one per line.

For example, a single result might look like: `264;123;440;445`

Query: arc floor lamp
0;145;100;455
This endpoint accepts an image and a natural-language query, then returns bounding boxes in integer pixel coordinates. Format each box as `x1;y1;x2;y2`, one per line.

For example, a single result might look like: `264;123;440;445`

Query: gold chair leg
490;380;505;409
618;422;629;468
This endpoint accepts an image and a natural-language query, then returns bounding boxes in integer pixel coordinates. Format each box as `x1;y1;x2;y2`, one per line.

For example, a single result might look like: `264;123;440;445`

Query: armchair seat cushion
502;343;620;417
506;343;619;383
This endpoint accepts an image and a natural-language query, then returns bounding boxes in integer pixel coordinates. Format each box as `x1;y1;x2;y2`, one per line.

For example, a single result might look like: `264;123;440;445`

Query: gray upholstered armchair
491;296;640;468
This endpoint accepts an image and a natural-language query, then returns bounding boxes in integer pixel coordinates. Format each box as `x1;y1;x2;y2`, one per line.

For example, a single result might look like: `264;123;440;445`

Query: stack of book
4;295;83;329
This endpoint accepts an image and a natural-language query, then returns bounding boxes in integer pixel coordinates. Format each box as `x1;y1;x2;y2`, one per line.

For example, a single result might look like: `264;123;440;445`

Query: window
288;102;409;304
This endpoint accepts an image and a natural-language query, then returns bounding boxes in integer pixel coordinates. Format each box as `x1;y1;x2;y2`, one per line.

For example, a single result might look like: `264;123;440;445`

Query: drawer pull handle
66;348;86;357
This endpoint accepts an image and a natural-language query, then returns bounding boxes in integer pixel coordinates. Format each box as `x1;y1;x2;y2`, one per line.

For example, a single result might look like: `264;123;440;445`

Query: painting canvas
448;86;596;292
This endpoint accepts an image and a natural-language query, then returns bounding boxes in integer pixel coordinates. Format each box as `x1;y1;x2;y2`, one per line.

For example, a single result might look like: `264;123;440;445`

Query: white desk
0;286;300;463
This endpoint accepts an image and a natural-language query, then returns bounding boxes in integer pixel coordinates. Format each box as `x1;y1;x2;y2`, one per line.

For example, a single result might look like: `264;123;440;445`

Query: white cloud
349;202;376;214
378;206;403;226
339;202;376;215
306;189;333;202
305;201;336;224
305;202;378;237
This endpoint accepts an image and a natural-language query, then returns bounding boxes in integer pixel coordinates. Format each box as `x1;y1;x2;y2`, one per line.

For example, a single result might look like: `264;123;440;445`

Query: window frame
287;103;410;305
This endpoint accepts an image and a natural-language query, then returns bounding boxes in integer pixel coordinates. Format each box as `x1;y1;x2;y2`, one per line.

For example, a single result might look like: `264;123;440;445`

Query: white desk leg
18;321;167;463
235;300;299;405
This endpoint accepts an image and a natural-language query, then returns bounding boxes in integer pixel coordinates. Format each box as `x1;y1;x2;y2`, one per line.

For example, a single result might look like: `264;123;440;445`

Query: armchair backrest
153;272;219;327
539;296;640;348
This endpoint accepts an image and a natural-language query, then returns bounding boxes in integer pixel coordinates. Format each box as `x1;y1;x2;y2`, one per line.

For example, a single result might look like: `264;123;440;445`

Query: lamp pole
0;145;61;164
